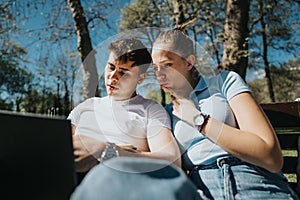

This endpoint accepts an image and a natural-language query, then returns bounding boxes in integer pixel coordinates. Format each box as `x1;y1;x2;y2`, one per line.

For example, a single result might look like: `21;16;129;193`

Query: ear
137;73;146;84
186;55;196;70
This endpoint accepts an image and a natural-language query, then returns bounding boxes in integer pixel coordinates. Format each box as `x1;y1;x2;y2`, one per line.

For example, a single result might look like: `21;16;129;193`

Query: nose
110;70;120;80
155;69;166;81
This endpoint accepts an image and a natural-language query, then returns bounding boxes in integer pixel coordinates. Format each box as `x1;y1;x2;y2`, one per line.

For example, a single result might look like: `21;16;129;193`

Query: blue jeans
189;156;299;200
70;157;202;200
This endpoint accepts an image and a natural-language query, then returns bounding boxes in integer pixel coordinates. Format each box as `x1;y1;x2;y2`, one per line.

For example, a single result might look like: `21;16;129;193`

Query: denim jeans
70;157;201;200
189;156;299;200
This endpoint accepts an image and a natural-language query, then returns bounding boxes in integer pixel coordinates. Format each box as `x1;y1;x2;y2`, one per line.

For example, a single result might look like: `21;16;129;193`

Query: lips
159;82;168;88
107;84;119;91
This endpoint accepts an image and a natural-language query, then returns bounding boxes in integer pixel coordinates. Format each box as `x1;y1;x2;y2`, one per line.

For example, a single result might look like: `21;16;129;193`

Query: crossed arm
72;125;181;172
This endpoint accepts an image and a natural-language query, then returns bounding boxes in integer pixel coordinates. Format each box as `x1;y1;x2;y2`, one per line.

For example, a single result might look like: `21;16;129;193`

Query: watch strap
199;114;210;133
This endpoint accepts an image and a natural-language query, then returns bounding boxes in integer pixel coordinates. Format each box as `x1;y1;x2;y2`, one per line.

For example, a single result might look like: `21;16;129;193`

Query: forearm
116;146;182;168
202;117;283;173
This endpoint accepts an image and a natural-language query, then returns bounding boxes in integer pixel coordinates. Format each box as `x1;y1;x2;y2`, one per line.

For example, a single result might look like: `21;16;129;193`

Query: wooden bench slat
282;157;298;173
277;134;300;149
261;102;300;128
289;182;298;191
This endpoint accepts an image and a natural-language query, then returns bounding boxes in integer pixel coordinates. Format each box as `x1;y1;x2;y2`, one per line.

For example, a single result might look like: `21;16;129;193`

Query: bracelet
199;115;210;133
98;142;119;162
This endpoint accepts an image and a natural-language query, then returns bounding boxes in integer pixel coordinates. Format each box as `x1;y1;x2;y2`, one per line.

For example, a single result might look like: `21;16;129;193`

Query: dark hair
109;38;152;73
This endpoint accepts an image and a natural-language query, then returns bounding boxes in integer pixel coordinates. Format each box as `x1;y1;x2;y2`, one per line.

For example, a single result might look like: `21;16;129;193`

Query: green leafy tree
249;58;300;103
249;0;300;102
0;2;32;111
0;0;123;114
21;86;57;114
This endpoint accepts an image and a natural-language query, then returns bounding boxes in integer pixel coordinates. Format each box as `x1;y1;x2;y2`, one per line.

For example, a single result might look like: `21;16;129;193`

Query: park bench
77;101;300;195
261;101;300;195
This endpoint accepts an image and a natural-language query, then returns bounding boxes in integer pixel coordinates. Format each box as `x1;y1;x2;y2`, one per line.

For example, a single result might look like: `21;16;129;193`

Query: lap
190;163;299;200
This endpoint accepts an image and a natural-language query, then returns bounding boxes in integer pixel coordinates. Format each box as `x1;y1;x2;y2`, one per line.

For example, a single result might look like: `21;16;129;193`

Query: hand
172;97;200;127
119;144;142;153
72;135;106;172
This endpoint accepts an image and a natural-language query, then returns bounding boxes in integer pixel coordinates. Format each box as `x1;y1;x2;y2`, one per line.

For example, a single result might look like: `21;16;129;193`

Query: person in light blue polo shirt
151;27;299;200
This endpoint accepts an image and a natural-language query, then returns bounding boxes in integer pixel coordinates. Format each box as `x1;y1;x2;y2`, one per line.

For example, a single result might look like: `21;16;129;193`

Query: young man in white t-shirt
68;38;181;173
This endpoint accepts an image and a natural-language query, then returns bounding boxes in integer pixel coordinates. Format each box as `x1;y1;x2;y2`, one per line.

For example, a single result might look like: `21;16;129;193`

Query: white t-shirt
67;95;171;151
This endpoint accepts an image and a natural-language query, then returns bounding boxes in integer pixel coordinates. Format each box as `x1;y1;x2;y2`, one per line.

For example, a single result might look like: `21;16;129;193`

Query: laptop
0;111;78;200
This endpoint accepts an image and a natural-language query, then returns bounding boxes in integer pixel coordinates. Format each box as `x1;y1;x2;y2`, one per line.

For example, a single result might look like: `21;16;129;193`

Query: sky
11;0;299;90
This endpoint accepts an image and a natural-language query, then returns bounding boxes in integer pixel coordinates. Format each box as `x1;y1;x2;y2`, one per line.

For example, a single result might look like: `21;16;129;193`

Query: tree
21;86;57;114
67;0;98;100
249;57;300;103
0;2;32;110
119;0;227;104
221;0;250;80
1;0;121;113
249;0;300;102
55;51;79;115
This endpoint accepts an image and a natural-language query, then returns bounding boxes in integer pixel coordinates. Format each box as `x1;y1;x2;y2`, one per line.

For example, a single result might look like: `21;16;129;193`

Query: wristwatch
193;113;210;132
99;142;119;162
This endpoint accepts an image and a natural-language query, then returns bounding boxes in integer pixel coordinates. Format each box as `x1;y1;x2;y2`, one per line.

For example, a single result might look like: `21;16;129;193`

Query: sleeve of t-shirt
146;102;172;137
67;103;82;126
67;98;94;126
221;71;251;101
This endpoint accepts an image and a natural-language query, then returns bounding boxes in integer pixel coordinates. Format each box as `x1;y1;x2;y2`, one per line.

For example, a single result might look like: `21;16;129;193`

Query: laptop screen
0;111;77;200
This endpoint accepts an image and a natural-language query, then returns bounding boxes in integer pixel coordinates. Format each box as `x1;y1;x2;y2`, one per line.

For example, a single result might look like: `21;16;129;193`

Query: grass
282;150;297;182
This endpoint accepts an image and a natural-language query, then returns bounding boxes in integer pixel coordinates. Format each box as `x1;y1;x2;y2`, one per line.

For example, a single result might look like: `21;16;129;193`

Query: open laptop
0;111;78;200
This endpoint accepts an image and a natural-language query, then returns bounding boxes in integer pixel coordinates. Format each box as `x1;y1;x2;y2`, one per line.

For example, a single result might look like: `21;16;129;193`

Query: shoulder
136;95;163;108
70;96;104;114
204;70;242;83
77;97;104;107
135;95;169;116
220;70;244;82
219;70;250;100
203;70;247;87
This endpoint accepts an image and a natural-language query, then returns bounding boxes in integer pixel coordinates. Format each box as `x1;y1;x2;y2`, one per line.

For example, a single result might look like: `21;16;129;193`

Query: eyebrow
107;62;135;71
153;59;172;65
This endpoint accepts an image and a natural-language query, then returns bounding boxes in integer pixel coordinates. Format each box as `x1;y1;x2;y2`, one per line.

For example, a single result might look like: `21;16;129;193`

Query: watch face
194;114;204;126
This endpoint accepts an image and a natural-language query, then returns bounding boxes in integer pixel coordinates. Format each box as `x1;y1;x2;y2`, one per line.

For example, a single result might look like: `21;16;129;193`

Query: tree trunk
67;0;98;100
173;0;185;27
259;0;275;102
222;0;250;81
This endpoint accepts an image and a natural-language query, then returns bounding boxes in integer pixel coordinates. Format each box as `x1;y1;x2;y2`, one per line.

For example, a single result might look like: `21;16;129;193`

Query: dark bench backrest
261;101;300;193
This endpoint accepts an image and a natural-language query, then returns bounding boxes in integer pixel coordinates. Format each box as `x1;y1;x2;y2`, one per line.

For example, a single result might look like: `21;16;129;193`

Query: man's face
104;52;143;101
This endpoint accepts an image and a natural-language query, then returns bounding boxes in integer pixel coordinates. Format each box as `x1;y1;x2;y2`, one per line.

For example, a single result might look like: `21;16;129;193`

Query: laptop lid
0;111;77;200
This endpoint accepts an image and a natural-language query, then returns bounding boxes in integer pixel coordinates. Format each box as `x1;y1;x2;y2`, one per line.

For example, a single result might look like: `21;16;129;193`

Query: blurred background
1;0;299;117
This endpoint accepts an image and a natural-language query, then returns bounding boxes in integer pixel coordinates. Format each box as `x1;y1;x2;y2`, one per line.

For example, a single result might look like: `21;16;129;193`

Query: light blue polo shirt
165;70;251;169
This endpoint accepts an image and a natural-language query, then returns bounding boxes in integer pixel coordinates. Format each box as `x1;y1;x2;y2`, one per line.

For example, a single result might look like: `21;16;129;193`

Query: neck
130;91;137;98
177;76;199;98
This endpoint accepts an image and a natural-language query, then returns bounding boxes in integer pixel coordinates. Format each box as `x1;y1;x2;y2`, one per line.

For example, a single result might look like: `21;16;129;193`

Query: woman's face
151;49;194;96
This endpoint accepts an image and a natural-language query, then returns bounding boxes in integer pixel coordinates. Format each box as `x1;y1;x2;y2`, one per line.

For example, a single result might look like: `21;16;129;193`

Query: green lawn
282;150;297;182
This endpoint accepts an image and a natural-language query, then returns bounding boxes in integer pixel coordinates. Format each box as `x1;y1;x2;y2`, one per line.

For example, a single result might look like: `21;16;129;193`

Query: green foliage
248;60;300;103
145;86;172;105
0;2;33;111
21;87;57;114
248;78;271;103
0;98;14;110
271;62;300;102
119;0;173;30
